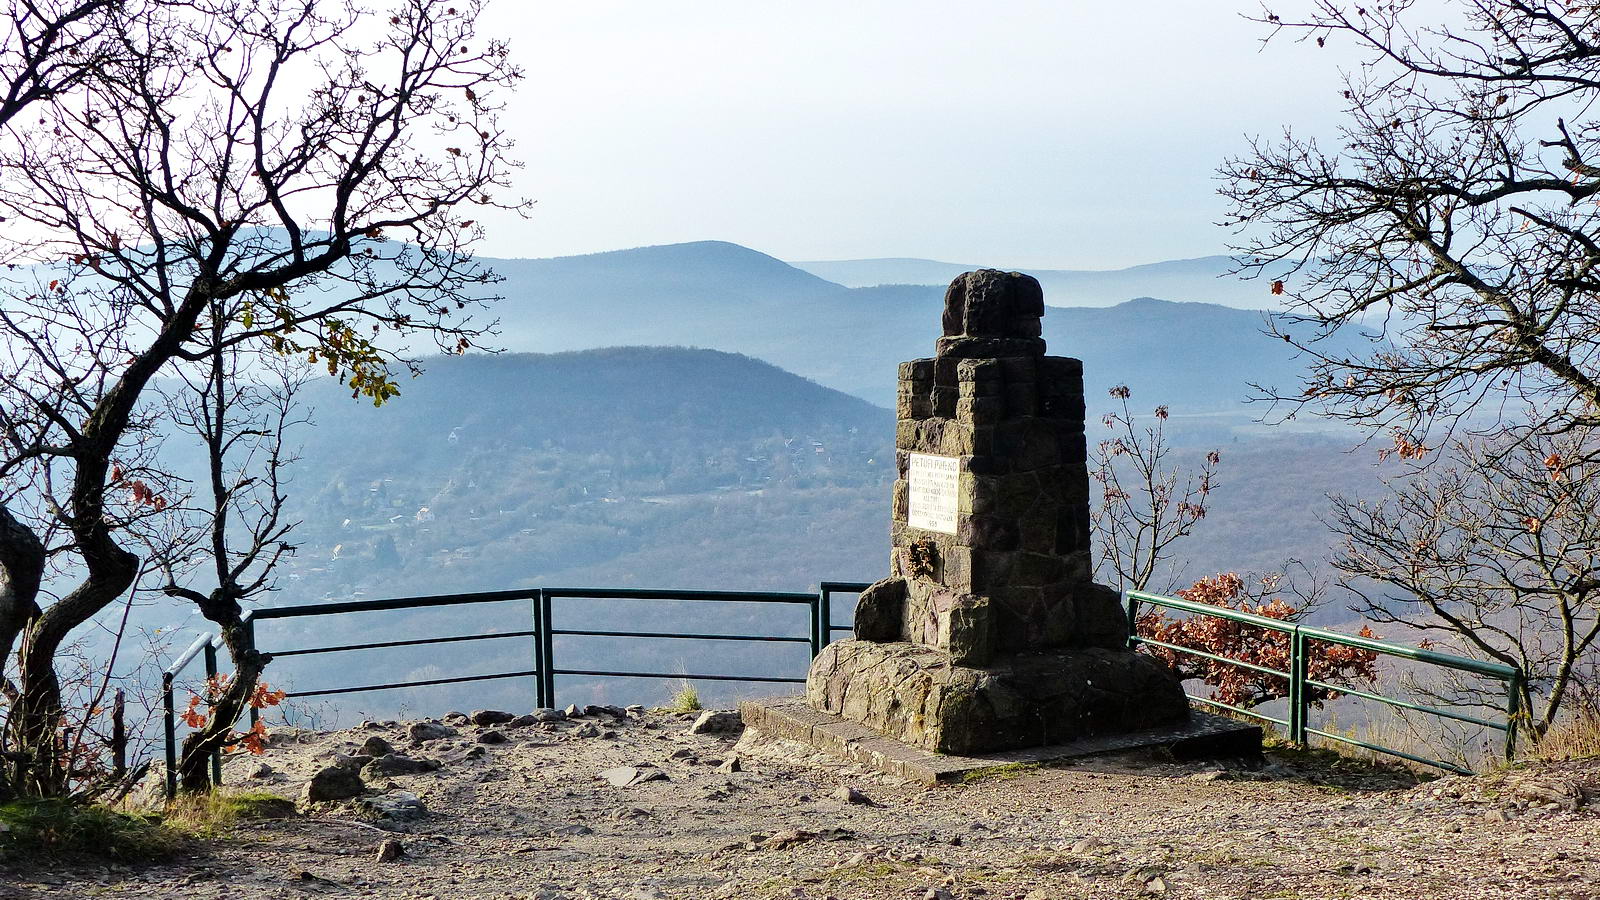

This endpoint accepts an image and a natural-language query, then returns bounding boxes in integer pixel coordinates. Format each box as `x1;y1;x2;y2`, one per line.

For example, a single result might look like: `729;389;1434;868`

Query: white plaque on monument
907;452;960;534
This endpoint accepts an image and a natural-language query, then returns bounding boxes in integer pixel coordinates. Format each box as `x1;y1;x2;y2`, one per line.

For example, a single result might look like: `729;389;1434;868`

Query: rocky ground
2;705;1598;900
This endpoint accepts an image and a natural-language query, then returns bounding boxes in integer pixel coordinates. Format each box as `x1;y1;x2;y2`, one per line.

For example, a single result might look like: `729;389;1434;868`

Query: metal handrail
1126;589;1523;775
159;580;873;799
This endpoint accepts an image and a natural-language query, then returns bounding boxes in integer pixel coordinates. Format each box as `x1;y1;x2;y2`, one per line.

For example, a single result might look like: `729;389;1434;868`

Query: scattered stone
263;726;314;747
923;889;955;900
1188;769;1229;782
572;722;603;739
626;705;645;717
462;746;487;760
1070;836;1104;854
586;704;628;719
835;786;874;805
668;748;697;760
476;729;509;745
612;807;650;820
563;704;583;718
754;827;854;850
359;736;395;758
717;756;742;773
763;829;813;850
248;763;275;779
443;711;470;726
550;823;595;836
507;714;540;728
406;721;457;743
599;766;669;787
330;753;374;770
360;791;429;822
532;707;567;722
471;709;516;726
374;839;404;863
302;765;364;803
688;710;743;735
365;754;443;776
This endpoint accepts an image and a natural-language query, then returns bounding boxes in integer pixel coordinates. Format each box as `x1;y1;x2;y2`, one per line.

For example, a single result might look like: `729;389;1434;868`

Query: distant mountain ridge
484;241;1361;415
790;254;1292;310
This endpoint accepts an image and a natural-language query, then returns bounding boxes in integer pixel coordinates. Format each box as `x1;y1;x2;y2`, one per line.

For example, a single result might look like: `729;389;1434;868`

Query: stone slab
740;696;1262;785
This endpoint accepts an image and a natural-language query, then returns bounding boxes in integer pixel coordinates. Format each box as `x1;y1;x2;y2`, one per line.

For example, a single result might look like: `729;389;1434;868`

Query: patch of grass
957;762;1039;784
0;799;183;862
165;790;295;836
824;860;914;882
1532;710;1600;760
666;680;702;713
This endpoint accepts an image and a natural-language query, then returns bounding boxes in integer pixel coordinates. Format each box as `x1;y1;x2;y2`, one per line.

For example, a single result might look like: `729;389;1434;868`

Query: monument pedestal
807;640;1190;755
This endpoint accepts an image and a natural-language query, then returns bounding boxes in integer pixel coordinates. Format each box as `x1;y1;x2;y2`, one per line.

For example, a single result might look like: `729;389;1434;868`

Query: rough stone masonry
806;269;1189;754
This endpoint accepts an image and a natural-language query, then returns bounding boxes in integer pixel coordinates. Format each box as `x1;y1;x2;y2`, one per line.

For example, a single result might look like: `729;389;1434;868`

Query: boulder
598;766;668;787
406;721;457;743
360;736;396;758
365;754;443;776
687;710;743;735
359;790;428;822
303;765;364;803
470;709;516;726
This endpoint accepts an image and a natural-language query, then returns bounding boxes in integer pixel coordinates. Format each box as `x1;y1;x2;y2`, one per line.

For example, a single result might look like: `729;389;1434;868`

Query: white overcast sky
474;1;1355;269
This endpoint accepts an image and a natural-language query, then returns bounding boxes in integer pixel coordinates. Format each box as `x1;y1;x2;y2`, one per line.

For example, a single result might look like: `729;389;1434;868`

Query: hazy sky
476;2;1355;269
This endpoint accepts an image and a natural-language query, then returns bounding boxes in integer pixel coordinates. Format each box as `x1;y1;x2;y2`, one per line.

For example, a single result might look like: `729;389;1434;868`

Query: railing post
1125;592;1140;649
1288;627;1308;746
532;591;547;709
111;688;127;779
245;615;260;729
203;640;222;787
1504;670;1522;762
812;586;827;658
539;589;556;709
162;673;177;801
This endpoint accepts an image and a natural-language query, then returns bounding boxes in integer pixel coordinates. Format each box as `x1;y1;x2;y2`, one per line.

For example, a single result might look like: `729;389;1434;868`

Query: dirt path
3;707;1596;899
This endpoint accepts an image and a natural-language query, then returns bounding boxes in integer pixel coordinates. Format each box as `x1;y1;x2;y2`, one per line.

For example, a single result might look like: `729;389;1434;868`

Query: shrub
1137;573;1380;709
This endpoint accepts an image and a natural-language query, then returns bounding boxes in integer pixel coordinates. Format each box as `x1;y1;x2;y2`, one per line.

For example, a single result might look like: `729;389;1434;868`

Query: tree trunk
0;501;47;801
175;610;270;794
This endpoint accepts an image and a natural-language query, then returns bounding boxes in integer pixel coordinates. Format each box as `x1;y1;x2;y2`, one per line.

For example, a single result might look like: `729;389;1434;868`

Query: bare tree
1221;2;1600;453
1331;426;1600;737
0;0;118;132
0;0;525;799
160;339;308;794
1091;385;1220;593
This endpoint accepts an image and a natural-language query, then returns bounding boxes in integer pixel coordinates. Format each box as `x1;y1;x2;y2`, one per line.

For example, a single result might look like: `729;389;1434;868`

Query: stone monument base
806;639;1192;755
740;696;1263;785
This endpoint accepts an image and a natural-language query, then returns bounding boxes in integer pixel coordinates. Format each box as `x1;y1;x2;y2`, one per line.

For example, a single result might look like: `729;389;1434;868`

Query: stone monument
805;269;1190;755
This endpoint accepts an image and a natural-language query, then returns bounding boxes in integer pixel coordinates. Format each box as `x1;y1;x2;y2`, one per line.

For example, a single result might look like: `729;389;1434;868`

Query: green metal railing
1126;589;1523;775
160;581;869;798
